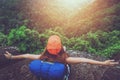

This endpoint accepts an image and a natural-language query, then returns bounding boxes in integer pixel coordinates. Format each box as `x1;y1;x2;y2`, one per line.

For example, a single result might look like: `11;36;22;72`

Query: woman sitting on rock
4;35;119;80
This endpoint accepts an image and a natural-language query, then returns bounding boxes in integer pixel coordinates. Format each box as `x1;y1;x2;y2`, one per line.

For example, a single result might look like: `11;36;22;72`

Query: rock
67;50;109;80
0;59;37;80
0;47;37;80
0;47;114;80
101;53;120;80
0;46;22;69
101;67;120;80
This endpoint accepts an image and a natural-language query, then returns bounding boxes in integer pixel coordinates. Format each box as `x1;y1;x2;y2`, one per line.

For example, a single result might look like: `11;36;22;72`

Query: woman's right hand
4;51;12;59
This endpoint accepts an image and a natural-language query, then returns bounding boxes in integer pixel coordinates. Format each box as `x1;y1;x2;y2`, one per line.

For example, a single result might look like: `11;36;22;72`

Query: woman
4;35;119;80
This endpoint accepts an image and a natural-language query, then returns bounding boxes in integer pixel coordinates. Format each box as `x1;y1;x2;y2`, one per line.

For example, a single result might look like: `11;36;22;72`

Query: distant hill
0;0;120;35
65;0;120;36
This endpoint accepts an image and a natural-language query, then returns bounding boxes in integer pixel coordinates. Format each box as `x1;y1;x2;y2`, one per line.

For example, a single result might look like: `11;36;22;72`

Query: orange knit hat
46;35;62;55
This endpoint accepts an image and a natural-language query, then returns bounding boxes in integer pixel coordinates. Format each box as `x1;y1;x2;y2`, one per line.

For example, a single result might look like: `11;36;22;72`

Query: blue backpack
29;60;70;80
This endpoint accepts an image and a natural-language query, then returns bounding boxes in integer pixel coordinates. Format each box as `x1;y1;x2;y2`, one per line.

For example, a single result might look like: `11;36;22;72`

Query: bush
7;27;67;54
6;26;120;58
98;41;120;57
7;26;42;54
96;30;120;57
65;37;89;51
0;32;7;47
86;31;105;50
85;30;120;57
67;30;120;57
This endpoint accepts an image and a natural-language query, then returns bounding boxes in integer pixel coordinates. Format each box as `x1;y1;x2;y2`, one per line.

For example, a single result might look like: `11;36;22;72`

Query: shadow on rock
0;47;37;80
101;53;120;80
0;46;23;69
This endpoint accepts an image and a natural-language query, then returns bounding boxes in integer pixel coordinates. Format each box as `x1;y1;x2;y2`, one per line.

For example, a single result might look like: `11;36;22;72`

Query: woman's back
29;35;70;80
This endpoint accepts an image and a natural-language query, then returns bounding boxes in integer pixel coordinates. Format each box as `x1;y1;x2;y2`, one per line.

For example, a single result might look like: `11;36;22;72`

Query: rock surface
0;47;37;80
0;47;119;80
67;50;108;80
101;53;120;80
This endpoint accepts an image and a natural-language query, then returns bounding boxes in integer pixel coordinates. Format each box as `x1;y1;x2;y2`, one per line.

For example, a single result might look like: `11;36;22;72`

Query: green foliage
98;41;120;57
7;26;42;54
96;30;120;57
6;26;67;54
64;30;120;57
0;32;7;47
1;25;119;58
83;30;120;57
37;29;120;57
65;37;89;51
86;31;103;49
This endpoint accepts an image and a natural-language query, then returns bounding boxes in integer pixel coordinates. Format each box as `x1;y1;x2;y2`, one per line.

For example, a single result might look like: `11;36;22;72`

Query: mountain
66;0;120;36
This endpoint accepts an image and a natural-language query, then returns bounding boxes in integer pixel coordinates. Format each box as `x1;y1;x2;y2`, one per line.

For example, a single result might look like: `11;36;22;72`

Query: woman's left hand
103;60;119;66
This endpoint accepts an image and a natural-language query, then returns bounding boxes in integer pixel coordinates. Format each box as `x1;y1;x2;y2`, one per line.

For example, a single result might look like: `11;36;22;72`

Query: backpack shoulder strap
64;64;71;80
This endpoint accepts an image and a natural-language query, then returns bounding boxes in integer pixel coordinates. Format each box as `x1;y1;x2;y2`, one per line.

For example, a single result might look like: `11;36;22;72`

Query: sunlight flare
27;0;95;27
56;0;95;11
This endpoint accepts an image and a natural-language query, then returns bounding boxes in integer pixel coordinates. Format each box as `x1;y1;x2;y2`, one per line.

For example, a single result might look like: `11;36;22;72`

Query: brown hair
40;47;69;64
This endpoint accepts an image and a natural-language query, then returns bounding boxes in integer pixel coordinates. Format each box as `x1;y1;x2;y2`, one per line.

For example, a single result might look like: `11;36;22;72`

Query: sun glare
28;0;95;27
56;0;95;12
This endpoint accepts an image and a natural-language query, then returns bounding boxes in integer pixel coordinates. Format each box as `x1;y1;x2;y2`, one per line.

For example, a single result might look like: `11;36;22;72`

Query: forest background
0;0;120;58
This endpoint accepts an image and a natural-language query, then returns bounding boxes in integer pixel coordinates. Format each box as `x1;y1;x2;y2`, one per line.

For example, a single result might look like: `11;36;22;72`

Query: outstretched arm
4;51;41;60
66;57;119;66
